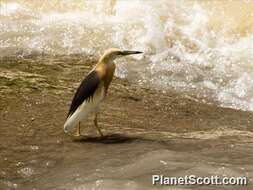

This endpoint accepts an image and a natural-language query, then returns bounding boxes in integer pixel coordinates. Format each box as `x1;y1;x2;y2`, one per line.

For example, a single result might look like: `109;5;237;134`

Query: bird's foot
73;124;82;137
69;128;87;138
73;133;82;137
98;133;107;140
97;130;104;137
71;133;89;140
73;130;87;137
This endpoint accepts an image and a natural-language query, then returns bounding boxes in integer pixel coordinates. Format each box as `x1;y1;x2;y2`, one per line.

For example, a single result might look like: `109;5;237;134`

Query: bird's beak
120;50;143;56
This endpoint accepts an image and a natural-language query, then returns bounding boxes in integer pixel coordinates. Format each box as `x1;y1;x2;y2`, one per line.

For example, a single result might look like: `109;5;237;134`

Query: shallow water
12;135;253;190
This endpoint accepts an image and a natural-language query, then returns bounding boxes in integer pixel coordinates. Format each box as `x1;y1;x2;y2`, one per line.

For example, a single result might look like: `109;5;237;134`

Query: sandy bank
1;55;253;189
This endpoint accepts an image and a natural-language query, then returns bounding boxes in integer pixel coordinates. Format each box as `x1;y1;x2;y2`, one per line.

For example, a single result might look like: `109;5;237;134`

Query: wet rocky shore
1;55;253;190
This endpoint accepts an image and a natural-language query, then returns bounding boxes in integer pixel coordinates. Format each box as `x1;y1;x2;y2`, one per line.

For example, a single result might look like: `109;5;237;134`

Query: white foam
1;0;253;111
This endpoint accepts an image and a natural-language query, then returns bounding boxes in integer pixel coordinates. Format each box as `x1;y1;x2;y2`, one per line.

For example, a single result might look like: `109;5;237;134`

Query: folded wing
67;70;101;118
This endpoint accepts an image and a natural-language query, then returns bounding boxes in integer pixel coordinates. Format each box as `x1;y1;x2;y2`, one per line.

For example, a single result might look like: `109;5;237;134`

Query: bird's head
99;48;142;63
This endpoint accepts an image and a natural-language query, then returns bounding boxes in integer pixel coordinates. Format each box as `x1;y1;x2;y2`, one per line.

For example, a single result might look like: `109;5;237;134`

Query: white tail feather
63;85;105;133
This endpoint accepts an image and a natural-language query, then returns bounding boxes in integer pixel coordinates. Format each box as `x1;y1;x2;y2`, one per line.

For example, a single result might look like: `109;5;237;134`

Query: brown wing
67;70;101;118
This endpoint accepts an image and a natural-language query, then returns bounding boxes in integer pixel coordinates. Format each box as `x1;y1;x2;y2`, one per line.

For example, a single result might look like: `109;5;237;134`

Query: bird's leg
94;113;104;137
75;121;81;136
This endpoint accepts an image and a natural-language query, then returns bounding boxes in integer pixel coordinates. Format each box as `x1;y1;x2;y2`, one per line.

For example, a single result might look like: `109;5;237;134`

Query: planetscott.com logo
152;175;248;186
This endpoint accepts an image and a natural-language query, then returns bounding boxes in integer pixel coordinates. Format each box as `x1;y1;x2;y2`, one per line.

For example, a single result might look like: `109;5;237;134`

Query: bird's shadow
72;133;140;144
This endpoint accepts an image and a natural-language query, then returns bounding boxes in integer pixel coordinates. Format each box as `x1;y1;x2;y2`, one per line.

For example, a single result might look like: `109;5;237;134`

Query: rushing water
1;0;253;111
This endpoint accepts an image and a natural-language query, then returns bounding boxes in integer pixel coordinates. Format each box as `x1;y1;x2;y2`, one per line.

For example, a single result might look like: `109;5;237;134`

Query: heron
64;48;142;137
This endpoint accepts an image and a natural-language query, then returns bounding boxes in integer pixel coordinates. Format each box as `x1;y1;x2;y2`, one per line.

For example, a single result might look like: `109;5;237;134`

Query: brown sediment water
0;55;253;190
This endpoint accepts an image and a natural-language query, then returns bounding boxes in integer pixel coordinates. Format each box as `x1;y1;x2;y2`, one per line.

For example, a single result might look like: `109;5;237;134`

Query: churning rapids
1;0;253;111
1;1;253;190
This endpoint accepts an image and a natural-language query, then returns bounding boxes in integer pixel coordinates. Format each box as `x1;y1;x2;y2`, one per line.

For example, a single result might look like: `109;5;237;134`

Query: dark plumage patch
67;70;101;118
